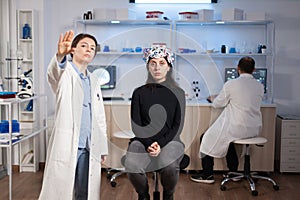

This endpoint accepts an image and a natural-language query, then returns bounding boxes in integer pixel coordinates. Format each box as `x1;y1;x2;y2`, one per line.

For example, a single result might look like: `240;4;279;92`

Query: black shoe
163;192;174;200
190;173;215;184
223;172;242;182
138;193;150;200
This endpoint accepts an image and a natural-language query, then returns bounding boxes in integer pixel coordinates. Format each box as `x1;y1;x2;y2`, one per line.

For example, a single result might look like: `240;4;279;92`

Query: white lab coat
39;55;108;200
200;74;264;158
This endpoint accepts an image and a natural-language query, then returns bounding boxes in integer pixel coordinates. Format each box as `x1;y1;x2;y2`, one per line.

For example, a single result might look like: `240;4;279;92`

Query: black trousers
200;134;239;175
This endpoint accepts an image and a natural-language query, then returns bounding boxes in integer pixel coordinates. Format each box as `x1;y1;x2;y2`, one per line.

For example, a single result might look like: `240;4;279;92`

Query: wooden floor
0;169;300;200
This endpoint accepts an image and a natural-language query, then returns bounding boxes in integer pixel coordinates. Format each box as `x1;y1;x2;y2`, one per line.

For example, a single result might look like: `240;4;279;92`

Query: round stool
107;130;134;187
220;136;279;196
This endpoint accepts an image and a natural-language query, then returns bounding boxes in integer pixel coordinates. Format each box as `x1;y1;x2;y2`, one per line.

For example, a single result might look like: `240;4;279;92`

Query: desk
0;95;47;200
104;101;276;172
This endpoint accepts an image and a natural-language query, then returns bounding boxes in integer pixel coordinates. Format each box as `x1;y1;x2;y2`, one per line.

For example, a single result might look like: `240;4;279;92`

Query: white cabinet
16;9;38;124
15;9;43;173
276;115;300;173
173;20;275;102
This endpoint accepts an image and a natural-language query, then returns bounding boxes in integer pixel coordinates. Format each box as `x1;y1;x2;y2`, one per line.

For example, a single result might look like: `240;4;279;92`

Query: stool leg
247;176;258;196
251;174;280;190
244;145;250;176
153;172;160;200
110;170;126;187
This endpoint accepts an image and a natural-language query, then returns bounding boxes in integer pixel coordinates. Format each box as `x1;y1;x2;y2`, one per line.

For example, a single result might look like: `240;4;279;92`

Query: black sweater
130;82;186;149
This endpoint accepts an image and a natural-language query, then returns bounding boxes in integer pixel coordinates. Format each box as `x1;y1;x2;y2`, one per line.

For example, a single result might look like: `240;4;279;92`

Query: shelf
20;111;33;114
96;52;143;55
0;127;46;147
77;19;273;26
76;19;172;26
174;20;274;26
176;52;272;57
22;59;33;63
19;39;32;42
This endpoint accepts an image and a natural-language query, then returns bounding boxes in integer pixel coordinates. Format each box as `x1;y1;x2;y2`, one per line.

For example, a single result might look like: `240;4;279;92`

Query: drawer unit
276;115;300;172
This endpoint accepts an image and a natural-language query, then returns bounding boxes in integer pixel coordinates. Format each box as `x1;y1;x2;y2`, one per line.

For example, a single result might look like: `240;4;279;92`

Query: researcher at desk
191;56;264;184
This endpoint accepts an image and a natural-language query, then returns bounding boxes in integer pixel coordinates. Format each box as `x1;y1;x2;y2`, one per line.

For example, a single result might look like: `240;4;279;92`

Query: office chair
220;137;279;196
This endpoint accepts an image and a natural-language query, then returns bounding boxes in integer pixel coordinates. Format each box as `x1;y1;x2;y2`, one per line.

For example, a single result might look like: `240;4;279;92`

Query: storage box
196;9;214;21
116;8;136;20
146;11;164;20
93;8;116;20
245;12;268;20
222;8;244;21
178;12;198;20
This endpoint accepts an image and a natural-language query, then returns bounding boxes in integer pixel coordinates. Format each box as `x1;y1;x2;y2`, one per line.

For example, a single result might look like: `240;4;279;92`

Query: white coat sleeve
47;54;67;93
212;83;230;108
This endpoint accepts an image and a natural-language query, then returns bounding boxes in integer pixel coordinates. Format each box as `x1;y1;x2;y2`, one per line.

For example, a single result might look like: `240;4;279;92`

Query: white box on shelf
196;9;214;21
116;8;136;20
222;8;244;20
245;12;268;20
93;8;116;20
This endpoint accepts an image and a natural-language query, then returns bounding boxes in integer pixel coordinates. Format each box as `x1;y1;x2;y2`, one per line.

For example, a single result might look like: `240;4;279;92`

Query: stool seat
113;130;134;139
233;136;267;145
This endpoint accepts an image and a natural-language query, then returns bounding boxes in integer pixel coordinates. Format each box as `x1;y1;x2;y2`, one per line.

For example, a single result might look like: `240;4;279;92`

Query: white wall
11;0;300;161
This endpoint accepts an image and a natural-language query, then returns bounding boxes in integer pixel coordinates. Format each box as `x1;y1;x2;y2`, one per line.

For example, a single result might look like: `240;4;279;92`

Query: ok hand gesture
56;30;74;62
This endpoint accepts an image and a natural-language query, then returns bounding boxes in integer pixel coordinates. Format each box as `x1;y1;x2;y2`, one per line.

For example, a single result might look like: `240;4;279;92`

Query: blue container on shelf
22;23;31;39
0;120;20;133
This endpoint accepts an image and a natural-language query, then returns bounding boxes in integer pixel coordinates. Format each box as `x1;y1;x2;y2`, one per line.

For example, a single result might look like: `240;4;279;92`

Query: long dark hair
145;57;178;88
70;33;98;58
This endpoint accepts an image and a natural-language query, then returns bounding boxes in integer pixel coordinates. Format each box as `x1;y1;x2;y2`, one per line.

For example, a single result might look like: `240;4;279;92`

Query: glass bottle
22;23;31;39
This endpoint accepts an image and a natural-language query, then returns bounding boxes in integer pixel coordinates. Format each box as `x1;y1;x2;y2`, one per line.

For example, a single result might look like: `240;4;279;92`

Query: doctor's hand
207;94;218;102
56;30;74;62
147;142;161;157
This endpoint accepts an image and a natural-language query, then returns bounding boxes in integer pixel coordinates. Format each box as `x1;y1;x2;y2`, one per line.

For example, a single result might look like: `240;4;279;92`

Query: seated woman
124;45;186;200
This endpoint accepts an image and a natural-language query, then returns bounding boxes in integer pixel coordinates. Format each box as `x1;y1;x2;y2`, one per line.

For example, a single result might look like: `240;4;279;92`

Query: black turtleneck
130;82;186;149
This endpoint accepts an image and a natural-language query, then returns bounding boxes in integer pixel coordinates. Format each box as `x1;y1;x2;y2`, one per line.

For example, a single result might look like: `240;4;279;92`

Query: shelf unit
74;19;275;102
173;20;275;102
0;95;47;200
16;9;38;124
75;19;173;100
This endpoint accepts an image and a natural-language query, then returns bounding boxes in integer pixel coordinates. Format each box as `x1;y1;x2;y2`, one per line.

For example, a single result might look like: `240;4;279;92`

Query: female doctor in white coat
190;56;264;184
39;30;108;200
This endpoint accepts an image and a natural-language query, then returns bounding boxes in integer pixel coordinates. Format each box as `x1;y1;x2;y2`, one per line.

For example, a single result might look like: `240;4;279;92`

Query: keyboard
103;97;125;101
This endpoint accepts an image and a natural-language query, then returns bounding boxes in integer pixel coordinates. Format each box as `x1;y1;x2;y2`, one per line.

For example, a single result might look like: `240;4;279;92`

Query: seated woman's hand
147;142;161;157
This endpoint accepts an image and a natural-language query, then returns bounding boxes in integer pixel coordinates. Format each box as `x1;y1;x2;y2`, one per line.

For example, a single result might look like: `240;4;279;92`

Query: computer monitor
224;68;267;93
87;65;116;90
